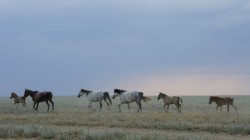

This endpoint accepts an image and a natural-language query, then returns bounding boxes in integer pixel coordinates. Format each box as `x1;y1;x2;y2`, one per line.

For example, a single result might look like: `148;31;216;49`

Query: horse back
35;91;53;102
87;91;105;102
120;91;138;103
212;97;234;106
164;96;181;104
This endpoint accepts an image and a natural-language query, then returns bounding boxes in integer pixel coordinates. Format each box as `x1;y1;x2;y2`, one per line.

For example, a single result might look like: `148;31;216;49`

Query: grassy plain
0;95;250;140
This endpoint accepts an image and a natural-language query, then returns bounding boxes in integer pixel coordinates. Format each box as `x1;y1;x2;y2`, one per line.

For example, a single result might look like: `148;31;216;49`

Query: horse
157;92;183;113
10;92;26;108
112;89;151;112
78;89;112;111
22;89;54;111
209;96;237;113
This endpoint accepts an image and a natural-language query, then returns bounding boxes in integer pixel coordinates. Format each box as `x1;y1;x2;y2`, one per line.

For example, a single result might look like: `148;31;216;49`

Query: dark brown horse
22;89;54;111
209;96;237;113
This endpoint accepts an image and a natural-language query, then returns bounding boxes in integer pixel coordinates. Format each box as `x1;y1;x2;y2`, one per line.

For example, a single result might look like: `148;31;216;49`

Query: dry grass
1;95;250;139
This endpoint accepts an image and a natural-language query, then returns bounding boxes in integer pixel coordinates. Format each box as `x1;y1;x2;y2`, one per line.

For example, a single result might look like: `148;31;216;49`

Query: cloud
1;1;250;96
117;69;250;96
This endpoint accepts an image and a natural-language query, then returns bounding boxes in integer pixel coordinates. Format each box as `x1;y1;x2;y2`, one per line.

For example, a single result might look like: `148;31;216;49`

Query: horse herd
9;88;238;113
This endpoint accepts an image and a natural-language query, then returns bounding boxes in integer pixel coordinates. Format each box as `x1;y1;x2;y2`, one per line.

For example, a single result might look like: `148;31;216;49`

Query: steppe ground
0;95;250;140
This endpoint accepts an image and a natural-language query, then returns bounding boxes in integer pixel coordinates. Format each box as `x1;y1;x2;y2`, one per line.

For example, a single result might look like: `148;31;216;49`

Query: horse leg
88;102;92;111
33;102;38;110
118;102;124;112
163;104;167;112
220;106;222;112
13;102;17;110
175;104;179;112
22;101;26;108
99;101;102;112
36;102;39;110
104;100;110;110
49;99;54;111
127;103;130;112
22;102;25;108
177;103;182;113
227;104;229;113
231;104;238;114
46;101;50;111
167;104;170;113
216;105;219;111
136;101;142;112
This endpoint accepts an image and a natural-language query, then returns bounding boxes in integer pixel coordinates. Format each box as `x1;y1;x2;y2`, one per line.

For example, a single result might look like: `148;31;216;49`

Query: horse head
10;92;16;99
23;89;37;98
78;89;92;98
113;89;126;99
78;89;84;98
158;92;165;100
209;96;214;104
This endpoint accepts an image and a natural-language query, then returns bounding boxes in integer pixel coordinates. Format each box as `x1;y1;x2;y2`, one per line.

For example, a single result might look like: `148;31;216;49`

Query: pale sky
1;0;250;96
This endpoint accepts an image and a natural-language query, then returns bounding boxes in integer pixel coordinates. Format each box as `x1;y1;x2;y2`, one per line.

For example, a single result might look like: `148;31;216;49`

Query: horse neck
117;92;124;97
14;96;20;101
26;92;36;98
81;89;92;95
161;94;167;100
211;98;223;104
86;92;94;98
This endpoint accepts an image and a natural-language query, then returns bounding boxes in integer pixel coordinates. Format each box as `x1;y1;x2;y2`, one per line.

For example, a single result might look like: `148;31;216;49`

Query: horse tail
139;92;151;103
104;92;112;106
179;97;183;104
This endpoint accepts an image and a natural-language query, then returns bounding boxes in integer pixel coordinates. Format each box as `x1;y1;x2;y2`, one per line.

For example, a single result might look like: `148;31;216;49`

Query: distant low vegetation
1;96;249;140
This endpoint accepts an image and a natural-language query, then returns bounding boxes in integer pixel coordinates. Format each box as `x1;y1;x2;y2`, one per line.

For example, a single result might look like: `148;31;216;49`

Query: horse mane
23;89;39;99
210;96;220;98
210;96;226;100
25;89;38;93
114;89;126;94
81;89;92;94
159;92;166;97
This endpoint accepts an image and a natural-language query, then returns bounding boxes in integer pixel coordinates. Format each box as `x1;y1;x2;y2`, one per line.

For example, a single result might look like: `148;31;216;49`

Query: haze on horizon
1;0;250;96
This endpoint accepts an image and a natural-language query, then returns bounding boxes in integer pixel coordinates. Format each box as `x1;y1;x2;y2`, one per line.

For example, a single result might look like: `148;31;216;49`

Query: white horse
78;89;112;111
112;89;151;112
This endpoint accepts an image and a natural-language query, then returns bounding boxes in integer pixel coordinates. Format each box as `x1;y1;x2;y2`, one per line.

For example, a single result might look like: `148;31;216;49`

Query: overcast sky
1;0;250;96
